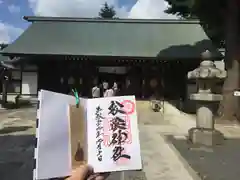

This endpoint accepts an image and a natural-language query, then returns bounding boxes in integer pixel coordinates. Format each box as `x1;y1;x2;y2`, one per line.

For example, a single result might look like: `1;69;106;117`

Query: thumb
66;165;93;180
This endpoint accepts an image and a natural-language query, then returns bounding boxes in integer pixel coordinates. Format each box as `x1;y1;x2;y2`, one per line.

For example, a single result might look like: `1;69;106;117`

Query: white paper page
86;96;142;172
35;90;87;180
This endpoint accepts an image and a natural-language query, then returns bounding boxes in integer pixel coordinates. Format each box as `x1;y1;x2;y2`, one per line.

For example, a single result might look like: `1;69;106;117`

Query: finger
95;175;106;180
95;172;110;180
87;174;99;180
86;172;110;180
67;165;93;180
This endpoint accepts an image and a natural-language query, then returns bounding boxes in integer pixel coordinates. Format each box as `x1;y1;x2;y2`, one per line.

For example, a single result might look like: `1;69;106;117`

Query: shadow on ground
0;126;32;134
0;134;146;180
0;135;35;180
166;135;240;180
106;170;147;180
0;100;36;110
0;101;17;109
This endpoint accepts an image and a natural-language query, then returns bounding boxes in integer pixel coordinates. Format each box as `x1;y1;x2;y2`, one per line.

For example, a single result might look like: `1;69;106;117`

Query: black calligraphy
108;101;131;162
112;146;131;161
108;100;126;116
96;106;104;161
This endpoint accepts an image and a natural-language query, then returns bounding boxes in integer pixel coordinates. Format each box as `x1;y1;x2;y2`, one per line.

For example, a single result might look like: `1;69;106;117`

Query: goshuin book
34;90;142;180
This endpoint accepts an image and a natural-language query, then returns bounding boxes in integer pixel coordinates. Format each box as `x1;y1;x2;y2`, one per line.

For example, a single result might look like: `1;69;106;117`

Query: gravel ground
168;135;240;180
0;107;36;180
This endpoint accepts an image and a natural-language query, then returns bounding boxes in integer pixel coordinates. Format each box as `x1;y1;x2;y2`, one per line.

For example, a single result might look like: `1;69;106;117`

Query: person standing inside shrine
112;81;118;96
103;82;114;97
91;82;100;98
102;81;108;96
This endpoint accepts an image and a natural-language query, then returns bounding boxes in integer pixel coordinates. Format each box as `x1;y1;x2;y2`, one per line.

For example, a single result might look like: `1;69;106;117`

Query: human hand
66;165;109;180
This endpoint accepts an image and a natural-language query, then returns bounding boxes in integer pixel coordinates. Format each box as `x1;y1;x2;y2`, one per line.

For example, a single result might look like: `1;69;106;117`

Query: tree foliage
99;2;116;19
164;0;240;120
164;0;227;47
0;43;8;50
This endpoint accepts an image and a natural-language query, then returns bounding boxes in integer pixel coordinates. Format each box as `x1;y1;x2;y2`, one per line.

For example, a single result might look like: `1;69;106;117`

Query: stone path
139;126;194;180
137;101;240;180
0;108;36;180
137;102;195;180
1;101;240;180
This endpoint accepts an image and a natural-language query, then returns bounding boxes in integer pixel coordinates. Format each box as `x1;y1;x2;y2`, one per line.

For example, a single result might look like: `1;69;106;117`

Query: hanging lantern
68;77;75;85
60;77;64;84
150;78;158;88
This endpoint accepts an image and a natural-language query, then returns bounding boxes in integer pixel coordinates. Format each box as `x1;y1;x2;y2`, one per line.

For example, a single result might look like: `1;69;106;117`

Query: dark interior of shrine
37;57;200;99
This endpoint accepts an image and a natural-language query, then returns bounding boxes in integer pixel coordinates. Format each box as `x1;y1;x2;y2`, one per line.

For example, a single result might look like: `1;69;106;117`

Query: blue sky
0;0;32;30
0;0;175;43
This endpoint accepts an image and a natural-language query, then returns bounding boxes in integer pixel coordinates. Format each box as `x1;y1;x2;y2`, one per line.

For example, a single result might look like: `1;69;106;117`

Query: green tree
99;2;116;19
164;0;240;120
0;43;8;50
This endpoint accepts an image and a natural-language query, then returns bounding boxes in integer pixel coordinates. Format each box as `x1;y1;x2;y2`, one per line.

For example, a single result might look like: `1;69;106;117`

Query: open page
34;90;87;180
86;96;142;172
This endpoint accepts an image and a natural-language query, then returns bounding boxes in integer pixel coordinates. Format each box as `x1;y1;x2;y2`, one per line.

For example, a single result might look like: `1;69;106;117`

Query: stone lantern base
188;128;224;146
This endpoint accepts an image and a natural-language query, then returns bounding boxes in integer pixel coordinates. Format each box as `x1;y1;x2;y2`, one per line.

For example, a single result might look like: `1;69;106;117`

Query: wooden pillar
2;69;9;104
141;65;144;99
141;65;148;99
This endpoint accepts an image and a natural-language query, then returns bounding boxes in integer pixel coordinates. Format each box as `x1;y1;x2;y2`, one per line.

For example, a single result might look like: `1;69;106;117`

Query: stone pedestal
187;50;227;147
196;103;214;129
188;128;224;146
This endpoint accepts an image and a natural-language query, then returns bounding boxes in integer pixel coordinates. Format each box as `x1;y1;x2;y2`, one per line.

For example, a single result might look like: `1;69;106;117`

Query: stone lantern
188;50;227;146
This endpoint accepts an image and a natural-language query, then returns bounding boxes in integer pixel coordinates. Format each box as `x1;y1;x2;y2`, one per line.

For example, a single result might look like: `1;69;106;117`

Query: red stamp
121;100;135;115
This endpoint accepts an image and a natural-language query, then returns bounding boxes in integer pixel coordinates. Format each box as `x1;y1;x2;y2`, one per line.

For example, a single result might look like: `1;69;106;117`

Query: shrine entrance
37;56;199;99
96;66;128;95
38;59;96;96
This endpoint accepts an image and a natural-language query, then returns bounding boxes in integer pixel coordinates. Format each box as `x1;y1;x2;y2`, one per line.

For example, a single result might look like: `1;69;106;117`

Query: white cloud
0;22;24;43
8;4;21;14
128;0;177;19
28;0;177;19
0;0;3;5
28;0;128;18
